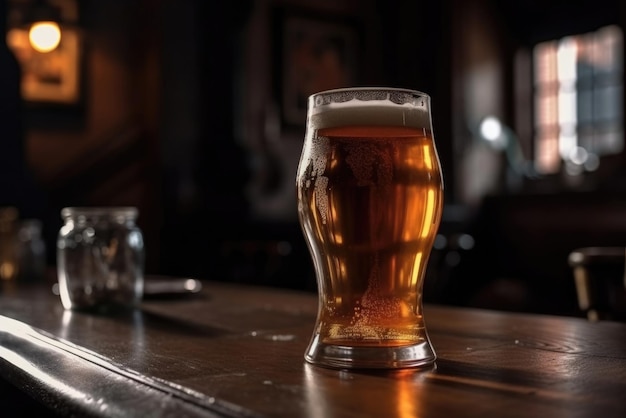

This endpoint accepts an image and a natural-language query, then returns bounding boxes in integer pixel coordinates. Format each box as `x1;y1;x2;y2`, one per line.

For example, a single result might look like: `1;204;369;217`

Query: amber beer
297;88;443;369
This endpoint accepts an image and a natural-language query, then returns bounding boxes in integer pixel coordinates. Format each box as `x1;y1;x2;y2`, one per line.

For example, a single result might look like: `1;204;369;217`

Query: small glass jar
57;207;144;311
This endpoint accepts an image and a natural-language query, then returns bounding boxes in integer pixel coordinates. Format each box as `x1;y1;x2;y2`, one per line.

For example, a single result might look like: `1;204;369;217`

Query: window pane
577;89;593;125
594;85;621;122
534;42;558;85
535;93;558;127
535;134;560;173
529;25;623;175
559;90;577;125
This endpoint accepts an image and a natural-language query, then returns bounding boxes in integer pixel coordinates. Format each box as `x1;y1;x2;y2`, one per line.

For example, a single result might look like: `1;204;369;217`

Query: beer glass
296;87;444;369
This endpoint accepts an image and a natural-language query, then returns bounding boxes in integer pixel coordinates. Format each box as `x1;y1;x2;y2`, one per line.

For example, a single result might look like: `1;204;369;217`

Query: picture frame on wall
276;10;359;128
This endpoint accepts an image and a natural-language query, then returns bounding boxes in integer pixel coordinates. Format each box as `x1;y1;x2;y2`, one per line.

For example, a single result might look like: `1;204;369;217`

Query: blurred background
1;0;625;318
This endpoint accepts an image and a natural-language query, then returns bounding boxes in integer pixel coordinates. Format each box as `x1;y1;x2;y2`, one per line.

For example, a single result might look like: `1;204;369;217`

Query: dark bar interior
1;0;625;319
2;2;626;417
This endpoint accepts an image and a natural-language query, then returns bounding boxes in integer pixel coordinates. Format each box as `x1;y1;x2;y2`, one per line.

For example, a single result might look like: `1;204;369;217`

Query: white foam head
308;88;432;130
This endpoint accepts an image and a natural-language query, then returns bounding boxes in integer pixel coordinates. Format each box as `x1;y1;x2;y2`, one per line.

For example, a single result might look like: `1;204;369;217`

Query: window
525;25;623;176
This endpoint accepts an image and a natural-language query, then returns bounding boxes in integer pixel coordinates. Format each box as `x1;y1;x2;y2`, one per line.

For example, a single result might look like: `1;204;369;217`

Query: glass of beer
296;87;444;369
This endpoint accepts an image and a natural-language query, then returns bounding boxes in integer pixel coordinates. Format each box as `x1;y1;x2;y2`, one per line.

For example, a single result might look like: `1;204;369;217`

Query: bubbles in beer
315;176;329;224
345;141;393;187
357;262;404;325
310;135;330;224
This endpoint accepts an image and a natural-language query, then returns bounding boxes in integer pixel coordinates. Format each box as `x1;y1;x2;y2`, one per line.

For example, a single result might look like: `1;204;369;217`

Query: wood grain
0;279;625;417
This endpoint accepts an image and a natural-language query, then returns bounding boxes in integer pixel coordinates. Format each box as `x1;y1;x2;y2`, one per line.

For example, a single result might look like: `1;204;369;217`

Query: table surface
1;277;625;418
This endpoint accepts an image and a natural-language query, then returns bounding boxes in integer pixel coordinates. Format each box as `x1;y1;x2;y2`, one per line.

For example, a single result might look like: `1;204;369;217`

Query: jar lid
61;206;139;220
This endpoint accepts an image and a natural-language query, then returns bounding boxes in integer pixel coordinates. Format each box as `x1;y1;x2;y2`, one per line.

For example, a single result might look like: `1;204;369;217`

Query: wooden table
1;277;625;417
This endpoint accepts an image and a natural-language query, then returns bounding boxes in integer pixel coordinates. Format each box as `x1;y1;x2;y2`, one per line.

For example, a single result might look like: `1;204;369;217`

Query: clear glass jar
57;207;144;311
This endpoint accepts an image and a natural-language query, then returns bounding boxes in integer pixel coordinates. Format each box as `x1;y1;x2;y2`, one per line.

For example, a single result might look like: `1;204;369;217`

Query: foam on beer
308;92;431;131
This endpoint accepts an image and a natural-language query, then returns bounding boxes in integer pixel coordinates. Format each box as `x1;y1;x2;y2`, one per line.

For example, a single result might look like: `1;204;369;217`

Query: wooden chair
568;247;626;322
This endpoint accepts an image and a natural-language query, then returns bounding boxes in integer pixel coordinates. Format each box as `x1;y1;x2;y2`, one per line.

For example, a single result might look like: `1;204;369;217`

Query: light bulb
29;21;61;53
479;116;502;142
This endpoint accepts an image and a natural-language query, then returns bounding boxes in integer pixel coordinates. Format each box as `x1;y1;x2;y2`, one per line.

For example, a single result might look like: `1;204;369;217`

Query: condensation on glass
56;207;145;311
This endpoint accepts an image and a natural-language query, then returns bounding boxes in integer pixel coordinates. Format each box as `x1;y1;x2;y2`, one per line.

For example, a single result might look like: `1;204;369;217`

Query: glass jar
57;207;144;311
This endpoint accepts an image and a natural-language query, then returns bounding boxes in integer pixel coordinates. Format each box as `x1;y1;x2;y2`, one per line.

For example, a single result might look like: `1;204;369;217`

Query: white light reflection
184;278;199;292
0;346;89;400
557;37;578;161
419;189;436;238
0;317;90;402
479;116;503;142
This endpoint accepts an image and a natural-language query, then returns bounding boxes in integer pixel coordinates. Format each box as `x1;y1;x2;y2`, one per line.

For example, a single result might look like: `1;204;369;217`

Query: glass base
304;334;436;369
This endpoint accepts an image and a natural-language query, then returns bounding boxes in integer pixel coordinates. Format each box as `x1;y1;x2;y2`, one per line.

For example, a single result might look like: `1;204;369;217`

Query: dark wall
154;0;457;288
157;1;255;280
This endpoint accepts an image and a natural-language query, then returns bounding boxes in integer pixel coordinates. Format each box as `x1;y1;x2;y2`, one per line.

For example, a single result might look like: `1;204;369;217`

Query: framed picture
276;10;359;127
7;26;82;105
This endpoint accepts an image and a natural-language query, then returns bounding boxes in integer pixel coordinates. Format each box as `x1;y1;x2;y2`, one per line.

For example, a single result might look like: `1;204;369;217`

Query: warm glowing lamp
28;20;61;52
